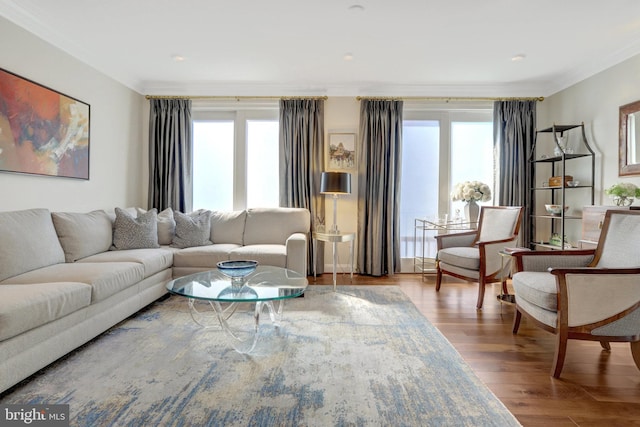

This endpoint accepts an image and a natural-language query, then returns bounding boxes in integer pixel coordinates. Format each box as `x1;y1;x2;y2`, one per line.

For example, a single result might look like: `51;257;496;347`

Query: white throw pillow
137;207;175;245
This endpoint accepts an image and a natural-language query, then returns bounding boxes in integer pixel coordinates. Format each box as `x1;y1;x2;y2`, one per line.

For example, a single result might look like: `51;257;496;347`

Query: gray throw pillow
171;210;213;249
112;207;160;250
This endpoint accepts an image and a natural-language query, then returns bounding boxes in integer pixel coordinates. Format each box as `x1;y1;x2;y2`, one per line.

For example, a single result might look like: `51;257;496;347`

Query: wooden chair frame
512;210;640;378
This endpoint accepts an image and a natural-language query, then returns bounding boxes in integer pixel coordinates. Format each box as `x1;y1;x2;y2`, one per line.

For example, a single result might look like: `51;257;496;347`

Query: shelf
529;123;595;250
530;242;576;250
533;215;582;220
532;153;592;163
536;124;582;133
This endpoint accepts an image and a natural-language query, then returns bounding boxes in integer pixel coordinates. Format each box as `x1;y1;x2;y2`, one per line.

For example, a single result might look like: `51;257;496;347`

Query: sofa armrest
286;232;308;275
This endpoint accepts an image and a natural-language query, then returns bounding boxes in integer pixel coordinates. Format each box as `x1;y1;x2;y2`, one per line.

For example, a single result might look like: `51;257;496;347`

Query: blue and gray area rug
1;285;520;426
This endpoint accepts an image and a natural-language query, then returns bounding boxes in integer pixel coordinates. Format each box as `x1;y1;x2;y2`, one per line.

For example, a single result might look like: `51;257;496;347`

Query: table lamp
320;172;351;234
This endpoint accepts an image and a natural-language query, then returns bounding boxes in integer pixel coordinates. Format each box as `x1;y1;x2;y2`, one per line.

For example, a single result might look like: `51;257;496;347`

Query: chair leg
600;341;611;351
435;268;442;291
551;331;569;378
476;278;485;309
631;341;640;371
512;308;522;333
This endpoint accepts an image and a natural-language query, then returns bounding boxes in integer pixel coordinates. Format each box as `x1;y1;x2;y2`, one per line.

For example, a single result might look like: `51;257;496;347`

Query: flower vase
465;200;480;228
613;196;634;207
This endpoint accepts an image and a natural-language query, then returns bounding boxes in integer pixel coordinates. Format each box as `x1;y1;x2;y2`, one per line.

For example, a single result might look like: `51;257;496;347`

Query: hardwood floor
310;273;640;427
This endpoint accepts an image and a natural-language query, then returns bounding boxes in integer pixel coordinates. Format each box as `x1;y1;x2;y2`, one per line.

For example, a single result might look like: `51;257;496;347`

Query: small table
312;231;355;291
496;248;530;305
166;266;307;353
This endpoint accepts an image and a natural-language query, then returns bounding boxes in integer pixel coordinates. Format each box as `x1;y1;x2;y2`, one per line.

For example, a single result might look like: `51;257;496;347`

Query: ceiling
2;0;640;98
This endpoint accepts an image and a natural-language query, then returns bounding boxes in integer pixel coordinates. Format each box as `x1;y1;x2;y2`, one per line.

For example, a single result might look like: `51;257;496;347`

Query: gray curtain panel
357;99;403;276
493;100;536;247
148;98;193;213
279;98;325;275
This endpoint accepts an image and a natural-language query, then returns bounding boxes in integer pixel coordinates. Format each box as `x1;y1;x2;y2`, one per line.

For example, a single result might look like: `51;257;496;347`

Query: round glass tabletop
166;265;308;303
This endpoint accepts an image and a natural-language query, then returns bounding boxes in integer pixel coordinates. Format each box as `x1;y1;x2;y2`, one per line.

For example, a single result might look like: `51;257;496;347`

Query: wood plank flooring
310;272;640;427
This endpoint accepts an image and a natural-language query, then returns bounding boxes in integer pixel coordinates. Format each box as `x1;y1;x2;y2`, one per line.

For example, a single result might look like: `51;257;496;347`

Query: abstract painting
0;68;90;179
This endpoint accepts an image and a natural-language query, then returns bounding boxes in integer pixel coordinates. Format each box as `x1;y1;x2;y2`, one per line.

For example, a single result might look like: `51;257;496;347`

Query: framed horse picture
326;132;356;171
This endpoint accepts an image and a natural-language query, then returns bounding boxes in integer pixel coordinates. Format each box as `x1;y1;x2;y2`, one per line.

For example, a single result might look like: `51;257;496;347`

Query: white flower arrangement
604;182;640;198
451;181;492;203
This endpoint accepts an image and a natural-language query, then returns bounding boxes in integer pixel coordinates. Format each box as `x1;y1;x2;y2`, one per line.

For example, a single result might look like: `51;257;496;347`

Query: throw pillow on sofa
136;207;175;245
112;207;160;250
171;210;213;248
52;210;113;262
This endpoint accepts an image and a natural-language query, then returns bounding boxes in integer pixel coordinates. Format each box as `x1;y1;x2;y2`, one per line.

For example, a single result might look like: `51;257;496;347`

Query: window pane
399;120;440;258
246;120;279;208
193;121;234;211
449;122;494;216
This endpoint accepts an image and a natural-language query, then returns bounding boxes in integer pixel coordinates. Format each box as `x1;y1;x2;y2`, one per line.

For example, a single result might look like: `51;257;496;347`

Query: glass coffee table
166;265;308;354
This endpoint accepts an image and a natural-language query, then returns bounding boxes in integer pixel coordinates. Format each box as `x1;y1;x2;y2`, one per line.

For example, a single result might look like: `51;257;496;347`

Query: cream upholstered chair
435;206;523;309
511;209;640;378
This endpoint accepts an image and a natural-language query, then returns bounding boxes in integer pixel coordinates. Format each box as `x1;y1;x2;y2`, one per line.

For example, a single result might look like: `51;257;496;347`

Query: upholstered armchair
511;209;640;378
435;206;523;309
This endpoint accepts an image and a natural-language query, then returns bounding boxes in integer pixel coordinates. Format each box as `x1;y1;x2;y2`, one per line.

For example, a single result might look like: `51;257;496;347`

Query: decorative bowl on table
545;204;569;216
217;260;258;286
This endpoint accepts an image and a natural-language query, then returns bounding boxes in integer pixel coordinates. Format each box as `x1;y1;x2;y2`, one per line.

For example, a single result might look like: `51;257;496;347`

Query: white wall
0;16;145;212
536;54;640;245
322;97;360;272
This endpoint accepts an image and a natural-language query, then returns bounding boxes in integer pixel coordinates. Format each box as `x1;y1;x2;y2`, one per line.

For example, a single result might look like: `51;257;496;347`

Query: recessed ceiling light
348;4;365;12
171;54;186;62
511;54;526;62
344;53;354;61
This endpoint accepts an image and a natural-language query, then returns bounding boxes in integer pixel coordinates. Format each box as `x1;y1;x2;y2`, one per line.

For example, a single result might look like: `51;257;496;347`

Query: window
192;106;279;211
399;108;494;271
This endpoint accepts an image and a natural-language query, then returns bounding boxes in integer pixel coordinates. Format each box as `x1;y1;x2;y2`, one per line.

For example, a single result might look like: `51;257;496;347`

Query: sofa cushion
171;210;213;248
243;208;310;245
172;244;240;268
229;245;286;268
112;207;160;250
79;248;175;278
210;210;246;244
52;210;113;262
0;209;65;282
1;262;145;303
0;282;92;341
512;271;558;311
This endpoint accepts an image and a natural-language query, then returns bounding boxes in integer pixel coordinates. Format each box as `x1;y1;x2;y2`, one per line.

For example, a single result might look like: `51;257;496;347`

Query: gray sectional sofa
0;206;310;393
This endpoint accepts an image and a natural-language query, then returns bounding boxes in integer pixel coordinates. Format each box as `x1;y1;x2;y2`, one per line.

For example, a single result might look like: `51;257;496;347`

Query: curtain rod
355;96;544;101
144;95;328;100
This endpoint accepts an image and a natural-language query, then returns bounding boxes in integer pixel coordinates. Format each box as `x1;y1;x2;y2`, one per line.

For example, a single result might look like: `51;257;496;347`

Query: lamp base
328;225;340;235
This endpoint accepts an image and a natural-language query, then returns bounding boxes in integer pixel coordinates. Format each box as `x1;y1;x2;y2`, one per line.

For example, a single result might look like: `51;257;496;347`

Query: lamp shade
320;172;351;194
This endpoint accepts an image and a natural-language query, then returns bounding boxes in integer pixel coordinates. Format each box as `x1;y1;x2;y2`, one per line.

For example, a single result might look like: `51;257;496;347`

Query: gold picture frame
326;132;356;171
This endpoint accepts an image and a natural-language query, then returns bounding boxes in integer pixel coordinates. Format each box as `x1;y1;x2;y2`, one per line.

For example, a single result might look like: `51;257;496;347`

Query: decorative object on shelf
320;171;352;234
545;204;569;216
553;136;573;156
604;182;640;206
549;233;570;247
451;180;491;225
548;175;573;187
566;180;580;187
